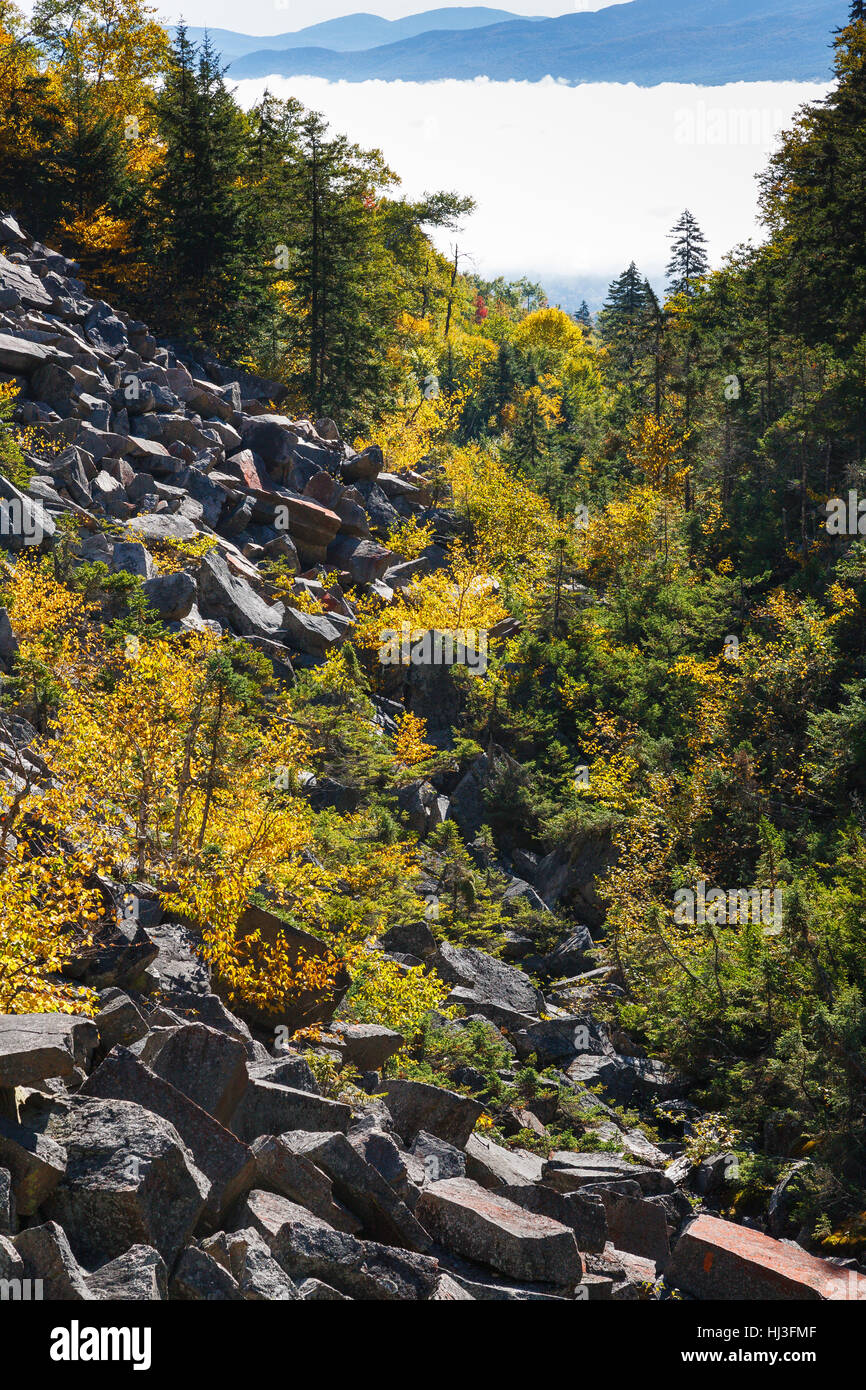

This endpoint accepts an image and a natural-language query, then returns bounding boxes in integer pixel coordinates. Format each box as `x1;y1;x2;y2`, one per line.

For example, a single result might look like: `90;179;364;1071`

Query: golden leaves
393;710;436;769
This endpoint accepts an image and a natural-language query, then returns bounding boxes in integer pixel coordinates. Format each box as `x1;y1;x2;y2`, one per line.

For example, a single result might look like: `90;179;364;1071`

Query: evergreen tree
242;91;304;375
575;299;593;328
599;262;649;370
150;27;256;351
49;55;130;221
851;1;866;21
598;263;658;416
642;279;668;420
666;209;709;298
282;110;398;426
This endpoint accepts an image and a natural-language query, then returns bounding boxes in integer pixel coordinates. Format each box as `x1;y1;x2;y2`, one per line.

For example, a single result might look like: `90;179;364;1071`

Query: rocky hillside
0;212;862;1303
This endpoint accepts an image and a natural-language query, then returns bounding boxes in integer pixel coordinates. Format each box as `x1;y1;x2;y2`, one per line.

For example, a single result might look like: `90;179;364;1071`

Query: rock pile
1;908;863;1302
1;212;863;1302
0;211;453;670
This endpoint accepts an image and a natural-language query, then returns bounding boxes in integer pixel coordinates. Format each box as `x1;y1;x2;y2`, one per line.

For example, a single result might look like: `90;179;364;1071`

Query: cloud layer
234;75;829;291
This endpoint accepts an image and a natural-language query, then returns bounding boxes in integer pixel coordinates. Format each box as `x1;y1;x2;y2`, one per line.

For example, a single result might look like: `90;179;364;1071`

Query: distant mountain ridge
184;8;546;64
221;0;841;85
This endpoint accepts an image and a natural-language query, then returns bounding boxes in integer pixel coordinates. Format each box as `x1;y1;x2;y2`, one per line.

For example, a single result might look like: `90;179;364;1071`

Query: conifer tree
282;110;398;426
50;55;130;220
150;26;255;350
666;210;709;298
599;263;650;381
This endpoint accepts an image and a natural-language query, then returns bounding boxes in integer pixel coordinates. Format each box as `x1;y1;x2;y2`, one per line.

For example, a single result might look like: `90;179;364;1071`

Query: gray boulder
378;1078;483;1148
137;1023;249;1125
84;301;128;357
86;1245;168;1300
541;1152;673;1195
281;1130;432;1251
231;1080;351;1144
198;550;284;639
417;1177;582;1286
79;1048;254;1230
142;570;197;621
125;513;197;543
13;1221;92;1300
111;541;156;579
434;941;544;1027
239;1188;442;1300
43;1096;209;1266
0;1116;67;1216
200;1227;300;1300
250;1134;362;1233
464;1133;544;1190
330;1022;404;1072
0;1014;97;1088
170;1245;243;1300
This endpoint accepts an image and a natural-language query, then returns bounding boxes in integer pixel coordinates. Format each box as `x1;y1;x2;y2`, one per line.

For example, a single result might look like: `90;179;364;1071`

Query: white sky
233;76;829;286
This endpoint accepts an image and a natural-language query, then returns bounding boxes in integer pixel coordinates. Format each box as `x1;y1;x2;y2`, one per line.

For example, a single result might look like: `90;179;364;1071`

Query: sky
233;75;829;304
151;1;619;38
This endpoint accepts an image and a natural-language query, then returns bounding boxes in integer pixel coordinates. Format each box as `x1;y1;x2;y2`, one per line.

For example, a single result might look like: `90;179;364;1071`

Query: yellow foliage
579;483;684;587
393;710;436;768
627;413;690;499
0;836;101;1014
342;944;455;1049
387;516;435;561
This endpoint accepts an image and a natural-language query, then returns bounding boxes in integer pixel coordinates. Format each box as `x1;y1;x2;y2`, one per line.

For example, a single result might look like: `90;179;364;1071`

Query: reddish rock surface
667;1214;866;1300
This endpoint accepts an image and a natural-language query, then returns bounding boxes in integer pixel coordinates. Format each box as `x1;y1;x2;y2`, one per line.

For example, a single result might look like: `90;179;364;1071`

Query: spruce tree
282;110;397;427
599;262;649;372
851;1;866;21
151;27;256;351
575;299;593;328
666;210;709;298
50;57;129;221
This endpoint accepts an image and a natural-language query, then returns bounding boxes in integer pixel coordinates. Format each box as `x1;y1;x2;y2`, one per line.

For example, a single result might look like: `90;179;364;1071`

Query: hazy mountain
184;9;543;64
226;0;840;84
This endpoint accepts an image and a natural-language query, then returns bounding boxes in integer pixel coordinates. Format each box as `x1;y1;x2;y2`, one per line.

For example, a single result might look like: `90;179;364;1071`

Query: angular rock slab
239;1188;442;1301
434;941;545;1024
231;1080;351;1144
80;1048;254;1230
542;1151;672;1194
0;1013;98;1088
330;1022;404;1072
464;1133;544;1190
200;1227;301;1300
250;1134;362;1234
417;1177;582;1286
499;1182;608;1255
138;1022;249;1126
43;1097;209;1267
667;1214;866;1301
283;1131;432;1252
86;1245;168;1301
13;1221;92;1300
0;1116;67;1215
378;1078;483;1148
